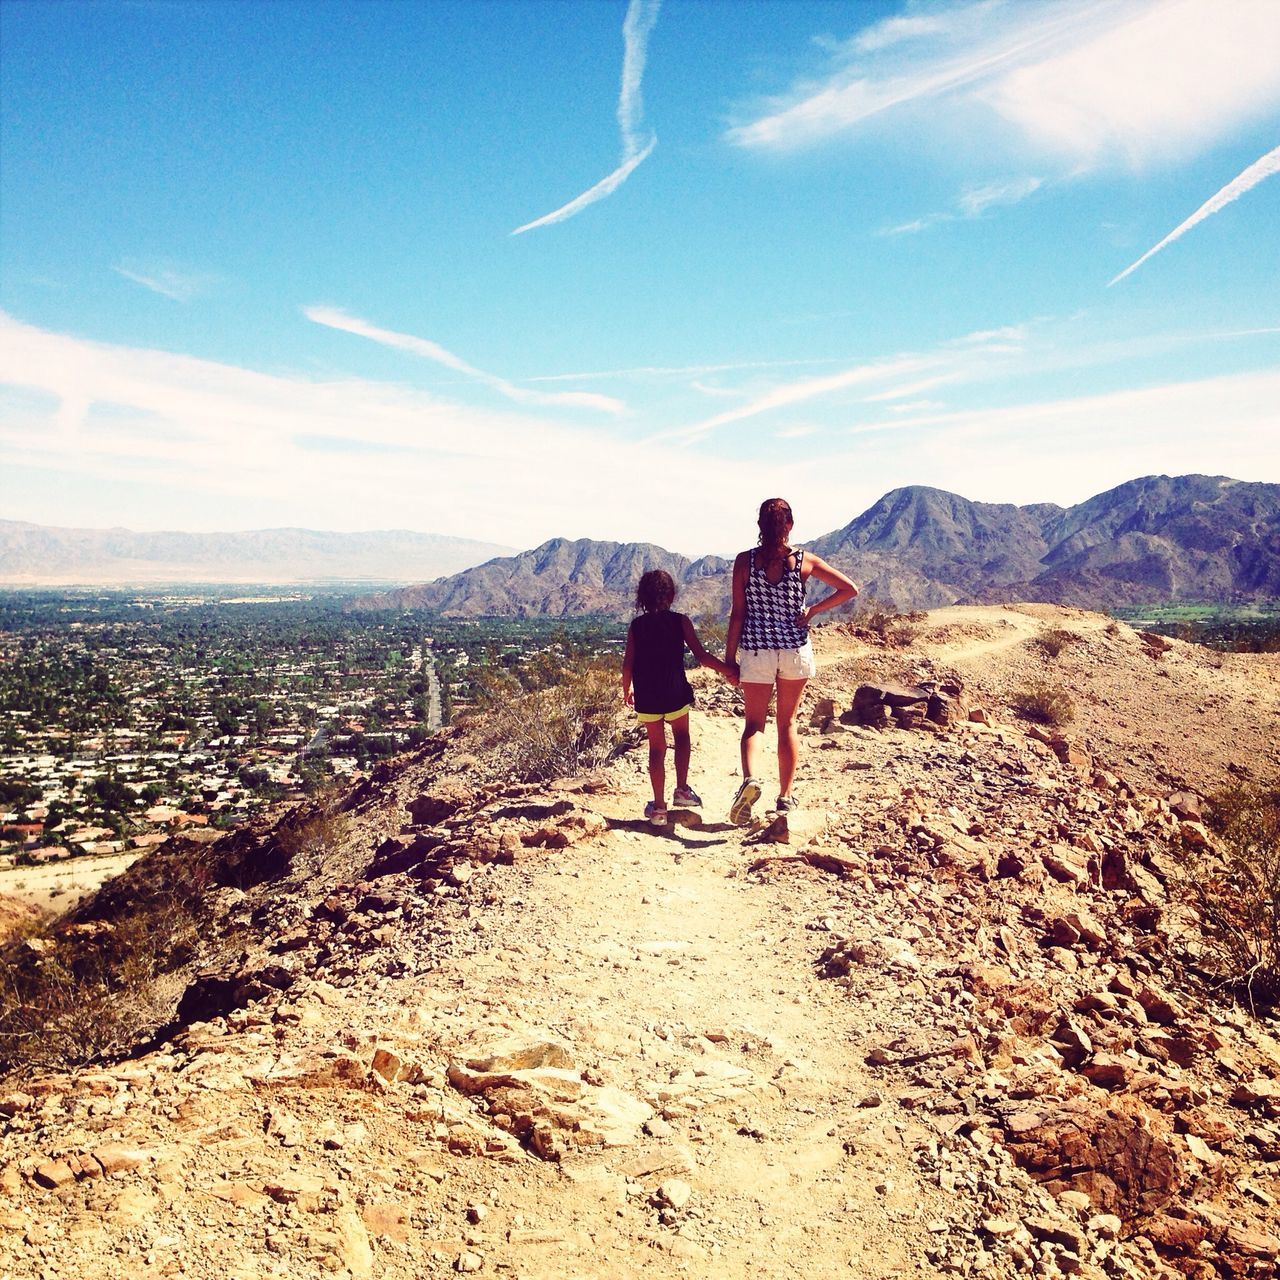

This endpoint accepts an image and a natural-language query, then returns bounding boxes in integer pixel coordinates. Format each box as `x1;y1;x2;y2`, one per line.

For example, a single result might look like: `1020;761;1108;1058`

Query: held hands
720;658;740;687
623;688;635;707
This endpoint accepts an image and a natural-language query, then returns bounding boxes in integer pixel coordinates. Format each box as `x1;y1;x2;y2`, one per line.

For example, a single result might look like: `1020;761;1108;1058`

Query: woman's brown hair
757;498;794;549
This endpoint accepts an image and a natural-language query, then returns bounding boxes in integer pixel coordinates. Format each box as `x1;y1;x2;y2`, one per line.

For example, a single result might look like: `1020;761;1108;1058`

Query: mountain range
351;474;1280;615
0;522;514;586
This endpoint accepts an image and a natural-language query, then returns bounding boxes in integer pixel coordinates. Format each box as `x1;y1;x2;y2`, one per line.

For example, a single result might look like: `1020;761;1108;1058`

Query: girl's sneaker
728;777;762;825
672;785;702;807
644;801;668;827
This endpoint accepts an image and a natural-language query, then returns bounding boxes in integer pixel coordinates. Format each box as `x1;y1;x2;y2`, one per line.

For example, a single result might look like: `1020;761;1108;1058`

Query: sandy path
394;710;948;1278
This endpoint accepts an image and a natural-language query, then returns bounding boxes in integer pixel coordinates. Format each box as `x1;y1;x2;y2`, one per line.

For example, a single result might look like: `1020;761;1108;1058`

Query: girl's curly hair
635;569;677;613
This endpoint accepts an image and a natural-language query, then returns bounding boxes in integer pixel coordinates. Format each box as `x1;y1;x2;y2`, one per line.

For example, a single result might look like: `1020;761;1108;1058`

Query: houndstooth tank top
741;548;808;651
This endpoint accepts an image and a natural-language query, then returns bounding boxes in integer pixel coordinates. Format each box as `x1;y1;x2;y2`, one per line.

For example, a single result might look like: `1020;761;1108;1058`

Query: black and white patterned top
741;548;808;651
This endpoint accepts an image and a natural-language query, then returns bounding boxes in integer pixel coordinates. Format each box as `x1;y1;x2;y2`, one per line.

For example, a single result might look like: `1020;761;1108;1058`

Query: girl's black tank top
631;611;694;715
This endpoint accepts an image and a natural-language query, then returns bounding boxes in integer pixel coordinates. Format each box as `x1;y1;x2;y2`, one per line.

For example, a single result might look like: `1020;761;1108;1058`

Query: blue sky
1;0;1277;556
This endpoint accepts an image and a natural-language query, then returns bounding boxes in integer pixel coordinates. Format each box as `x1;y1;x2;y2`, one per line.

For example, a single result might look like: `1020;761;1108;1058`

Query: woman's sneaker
644;801;668;827
728;778;762;825
672;785;702;808
775;795;795;814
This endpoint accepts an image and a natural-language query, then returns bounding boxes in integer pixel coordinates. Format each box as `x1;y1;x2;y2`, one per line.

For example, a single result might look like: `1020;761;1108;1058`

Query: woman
725;498;858;824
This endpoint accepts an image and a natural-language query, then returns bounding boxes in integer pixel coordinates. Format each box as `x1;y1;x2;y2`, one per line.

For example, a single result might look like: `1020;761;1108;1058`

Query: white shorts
738;642;817;684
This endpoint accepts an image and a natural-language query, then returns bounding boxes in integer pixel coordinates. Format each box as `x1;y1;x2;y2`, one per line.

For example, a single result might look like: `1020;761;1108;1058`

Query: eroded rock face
446;1038;651;1161
998;1094;1188;1217
406;780;476;827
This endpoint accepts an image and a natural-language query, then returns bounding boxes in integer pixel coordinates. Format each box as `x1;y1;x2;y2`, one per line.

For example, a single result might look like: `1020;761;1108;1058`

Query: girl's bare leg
644;721;667;805
774;678;808;797
669;714;691;789
740;682;773;779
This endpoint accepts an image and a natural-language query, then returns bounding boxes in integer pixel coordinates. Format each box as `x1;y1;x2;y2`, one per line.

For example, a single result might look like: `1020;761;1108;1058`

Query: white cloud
882;174;1041;234
852;12;955;55
958;175;1042;215
0;311;771;553
729;0;1280;172
512;0;661;234
656;356;933;443
829;368;1280;506
113;261;220;302
304;305;625;414
1109;143;1280;284
528;355;841;383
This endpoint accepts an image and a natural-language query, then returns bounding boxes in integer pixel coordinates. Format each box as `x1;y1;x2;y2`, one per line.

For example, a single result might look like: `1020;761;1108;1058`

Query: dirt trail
401;711;948;1277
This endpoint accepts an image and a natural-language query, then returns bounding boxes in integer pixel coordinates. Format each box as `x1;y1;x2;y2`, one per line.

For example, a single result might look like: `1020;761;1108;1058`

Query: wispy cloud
0;311;769;552
851;11;958;55
1109;143;1280;284
304;305;625;414
958;175;1042;216
729;1;1280;172
512;0;661;234
655;356;932;444
527;355;844;383
883;174;1042;234
113;260;220;302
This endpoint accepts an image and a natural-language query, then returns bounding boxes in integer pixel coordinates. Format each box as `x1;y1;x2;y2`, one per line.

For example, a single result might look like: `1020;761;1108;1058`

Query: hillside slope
2;610;1279;1279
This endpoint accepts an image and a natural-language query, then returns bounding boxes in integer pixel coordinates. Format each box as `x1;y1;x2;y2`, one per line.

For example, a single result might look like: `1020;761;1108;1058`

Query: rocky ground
2;606;1279;1280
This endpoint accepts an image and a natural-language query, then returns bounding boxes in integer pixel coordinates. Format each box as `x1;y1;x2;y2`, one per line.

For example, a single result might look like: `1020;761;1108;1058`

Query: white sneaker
644;801;668;827
728;778;762;825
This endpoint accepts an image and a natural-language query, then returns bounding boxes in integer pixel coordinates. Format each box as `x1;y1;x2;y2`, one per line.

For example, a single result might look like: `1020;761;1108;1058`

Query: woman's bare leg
774;678;808;798
740;682;773;779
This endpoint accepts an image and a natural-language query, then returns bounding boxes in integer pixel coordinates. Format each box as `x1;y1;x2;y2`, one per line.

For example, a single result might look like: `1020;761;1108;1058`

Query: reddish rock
1145;1214;1208;1254
1049;910;1107;950
1000;1093;1187;1217
1225;1224;1280;1259
1042;844;1094;887
33;1159;75;1190
406;781;475;827
1080;1053;1133;1090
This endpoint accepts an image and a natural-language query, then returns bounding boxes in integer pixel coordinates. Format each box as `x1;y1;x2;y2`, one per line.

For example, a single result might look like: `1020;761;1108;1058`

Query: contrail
1110;143;1280;286
304;305;626;413
513;0;661;234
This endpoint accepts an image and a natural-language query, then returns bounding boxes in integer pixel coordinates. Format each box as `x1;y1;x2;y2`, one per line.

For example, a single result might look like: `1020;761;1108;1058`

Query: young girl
621;569;735;827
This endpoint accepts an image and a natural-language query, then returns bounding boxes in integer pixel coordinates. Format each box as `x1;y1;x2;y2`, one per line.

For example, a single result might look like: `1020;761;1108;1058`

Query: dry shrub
481;661;625;782
0;846;214;1074
1032;627;1080;659
273;810;350;876
1187;783;1280;1010
857;605;926;648
1011;681;1075;726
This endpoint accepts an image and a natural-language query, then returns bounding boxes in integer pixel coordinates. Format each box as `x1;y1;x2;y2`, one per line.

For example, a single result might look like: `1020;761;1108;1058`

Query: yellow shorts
635;704;692;724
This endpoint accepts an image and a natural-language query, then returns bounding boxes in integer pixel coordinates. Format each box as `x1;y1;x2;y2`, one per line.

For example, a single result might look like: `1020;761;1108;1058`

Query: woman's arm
680;614;733;680
724;551;749;668
621;621;636;706
798;552;858;625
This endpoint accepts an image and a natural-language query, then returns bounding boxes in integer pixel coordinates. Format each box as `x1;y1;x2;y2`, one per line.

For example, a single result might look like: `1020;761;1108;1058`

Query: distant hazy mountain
352;475;1279;616
0;521;514;586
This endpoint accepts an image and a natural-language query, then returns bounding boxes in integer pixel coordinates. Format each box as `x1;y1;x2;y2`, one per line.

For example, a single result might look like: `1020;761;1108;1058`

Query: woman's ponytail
757;498;794;549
